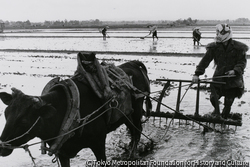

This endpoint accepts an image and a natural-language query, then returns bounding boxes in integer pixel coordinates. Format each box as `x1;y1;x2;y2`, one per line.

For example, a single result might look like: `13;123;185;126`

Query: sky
1;0;250;22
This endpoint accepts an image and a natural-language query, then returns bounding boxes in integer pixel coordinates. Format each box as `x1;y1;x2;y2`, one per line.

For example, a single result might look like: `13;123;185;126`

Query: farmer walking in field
148;25;158;41
193;27;201;45
192;24;248;119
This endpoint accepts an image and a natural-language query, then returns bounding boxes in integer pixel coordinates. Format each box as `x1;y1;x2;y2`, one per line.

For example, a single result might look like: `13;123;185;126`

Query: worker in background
101;26;109;40
148;25;158;41
193;27;201;45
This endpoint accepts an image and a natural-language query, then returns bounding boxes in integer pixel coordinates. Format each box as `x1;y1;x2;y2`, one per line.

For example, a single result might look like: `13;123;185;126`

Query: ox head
0;88;56;156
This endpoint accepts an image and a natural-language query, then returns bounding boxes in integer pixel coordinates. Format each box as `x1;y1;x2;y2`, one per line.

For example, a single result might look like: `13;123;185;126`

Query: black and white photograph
0;0;250;166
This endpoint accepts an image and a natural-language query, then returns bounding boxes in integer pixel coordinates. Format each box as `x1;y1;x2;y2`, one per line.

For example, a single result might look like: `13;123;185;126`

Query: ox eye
21;119;29;124
14;117;30;128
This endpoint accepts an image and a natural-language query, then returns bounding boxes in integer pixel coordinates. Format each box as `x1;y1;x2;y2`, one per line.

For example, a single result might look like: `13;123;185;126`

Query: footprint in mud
106;124;158;162
110;139;155;163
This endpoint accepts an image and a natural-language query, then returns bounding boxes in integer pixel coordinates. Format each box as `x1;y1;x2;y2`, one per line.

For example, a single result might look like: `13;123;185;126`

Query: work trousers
210;86;239;119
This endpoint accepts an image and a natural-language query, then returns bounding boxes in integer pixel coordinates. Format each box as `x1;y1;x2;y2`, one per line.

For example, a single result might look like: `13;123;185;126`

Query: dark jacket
193;30;201;41
102;28;107;35
195;39;248;95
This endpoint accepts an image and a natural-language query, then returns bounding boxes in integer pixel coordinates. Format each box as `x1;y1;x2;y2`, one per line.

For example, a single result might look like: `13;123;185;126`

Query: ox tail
129;61;152;117
133;61;150;92
136;61;152;117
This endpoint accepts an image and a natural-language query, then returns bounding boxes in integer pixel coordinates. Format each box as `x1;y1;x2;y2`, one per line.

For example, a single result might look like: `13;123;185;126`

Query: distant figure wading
148;25;158;41
101;26;109;40
193;27;201;45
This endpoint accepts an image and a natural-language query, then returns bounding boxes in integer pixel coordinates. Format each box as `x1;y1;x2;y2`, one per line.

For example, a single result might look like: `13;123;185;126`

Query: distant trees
173;17;198;26
41;19;102;27
197;18;250;25
234;18;250;23
3;20;31;28
1;17;250;29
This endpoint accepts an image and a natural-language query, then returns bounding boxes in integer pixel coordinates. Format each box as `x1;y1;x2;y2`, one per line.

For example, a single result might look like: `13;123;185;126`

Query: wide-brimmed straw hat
194;27;200;30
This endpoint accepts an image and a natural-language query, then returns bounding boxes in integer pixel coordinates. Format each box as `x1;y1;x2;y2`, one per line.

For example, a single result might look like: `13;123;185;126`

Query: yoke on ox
0;52;151;167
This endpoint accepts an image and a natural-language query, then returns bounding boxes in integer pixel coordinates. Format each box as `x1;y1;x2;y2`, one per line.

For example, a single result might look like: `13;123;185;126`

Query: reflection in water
207;132;244;161
0;36;5;41
193;45;201;49
149;41;157;52
192;45;203;53
102;40;109;50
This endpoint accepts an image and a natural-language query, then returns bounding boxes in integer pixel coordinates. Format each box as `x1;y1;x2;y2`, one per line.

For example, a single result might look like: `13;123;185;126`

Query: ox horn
33;97;41;103
32;96;45;109
0;140;11;147
11;87;20;93
0;140;4;147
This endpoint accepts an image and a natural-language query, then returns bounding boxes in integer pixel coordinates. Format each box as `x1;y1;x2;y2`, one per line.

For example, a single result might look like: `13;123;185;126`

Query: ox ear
37;104;57;119
0;92;13;105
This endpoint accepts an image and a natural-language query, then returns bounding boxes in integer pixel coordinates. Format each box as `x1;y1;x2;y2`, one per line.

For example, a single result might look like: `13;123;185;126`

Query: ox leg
58;155;70;167
90;138;107;164
125;120;142;158
125;120;137;158
126;98;144;158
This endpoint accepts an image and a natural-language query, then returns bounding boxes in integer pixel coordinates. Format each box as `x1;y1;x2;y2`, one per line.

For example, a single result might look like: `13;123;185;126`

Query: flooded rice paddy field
0;27;250;55
0;27;250;166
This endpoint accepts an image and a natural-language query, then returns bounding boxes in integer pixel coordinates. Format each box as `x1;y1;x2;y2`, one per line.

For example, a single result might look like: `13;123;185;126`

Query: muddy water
0;29;249;166
0;29;250;55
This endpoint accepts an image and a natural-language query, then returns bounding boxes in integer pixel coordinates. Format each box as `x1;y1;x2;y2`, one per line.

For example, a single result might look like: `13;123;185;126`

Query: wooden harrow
150;78;242;131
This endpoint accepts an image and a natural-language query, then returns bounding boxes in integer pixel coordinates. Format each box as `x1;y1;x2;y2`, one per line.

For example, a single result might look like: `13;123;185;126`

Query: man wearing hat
101;26;109;40
193;27;201;45
148;25;158;41
192;24;248;119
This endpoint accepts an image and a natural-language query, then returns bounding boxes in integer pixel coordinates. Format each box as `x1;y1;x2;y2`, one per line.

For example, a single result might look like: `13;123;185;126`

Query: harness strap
41;78;80;156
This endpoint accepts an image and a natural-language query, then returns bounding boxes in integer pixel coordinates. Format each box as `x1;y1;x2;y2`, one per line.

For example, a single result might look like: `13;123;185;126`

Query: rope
0;97;115;154
203;75;236;80
39;97;115;144
0;74;233;165
150;92;222;133
1;117;41;145
23;145;36;166
52;156;60;166
0;96;119;167
129;80;223;134
102;71;224;134
150;83;193;143
180;83;193;103
152;75;236;94
114;107;152;142
147;75;237;134
156;115;175;142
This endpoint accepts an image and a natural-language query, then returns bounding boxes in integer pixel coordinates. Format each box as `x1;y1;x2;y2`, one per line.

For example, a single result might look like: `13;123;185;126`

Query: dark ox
0;61;151;167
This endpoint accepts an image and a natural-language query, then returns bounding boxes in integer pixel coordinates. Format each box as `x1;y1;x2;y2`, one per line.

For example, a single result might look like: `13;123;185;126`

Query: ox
0;60;151;167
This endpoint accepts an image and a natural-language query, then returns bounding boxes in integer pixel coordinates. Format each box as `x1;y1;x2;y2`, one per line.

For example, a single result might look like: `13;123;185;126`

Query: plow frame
152;79;242;127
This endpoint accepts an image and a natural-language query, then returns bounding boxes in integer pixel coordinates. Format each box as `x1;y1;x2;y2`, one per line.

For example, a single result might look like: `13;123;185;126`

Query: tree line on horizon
0;17;249;29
